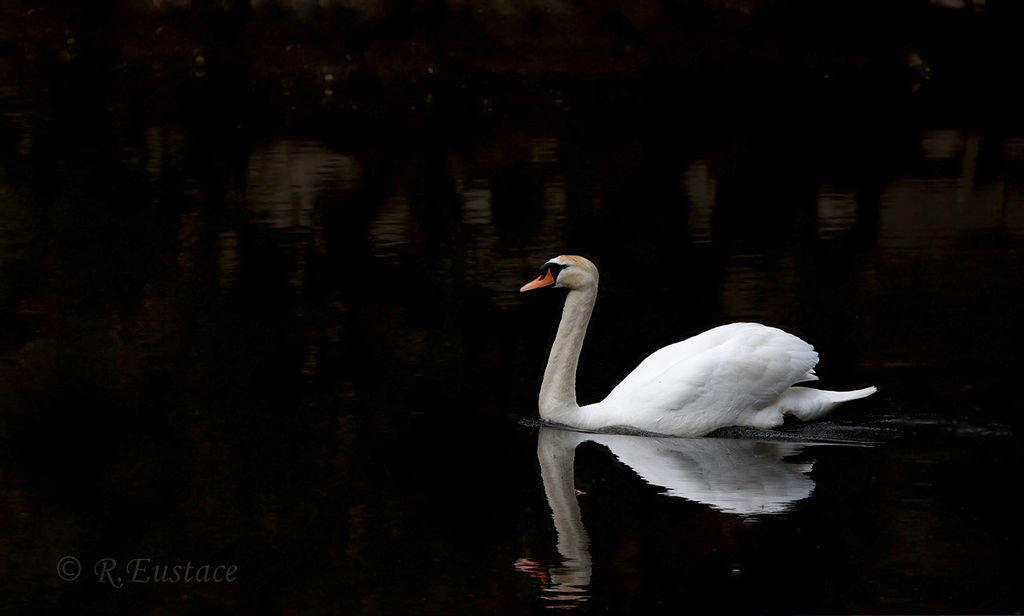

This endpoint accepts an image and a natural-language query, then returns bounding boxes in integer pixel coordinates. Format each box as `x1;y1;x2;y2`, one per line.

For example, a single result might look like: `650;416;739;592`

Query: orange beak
520;269;556;292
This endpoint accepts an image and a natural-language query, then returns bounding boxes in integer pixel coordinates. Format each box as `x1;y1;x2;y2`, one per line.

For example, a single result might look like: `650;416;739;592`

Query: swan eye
541;263;568;279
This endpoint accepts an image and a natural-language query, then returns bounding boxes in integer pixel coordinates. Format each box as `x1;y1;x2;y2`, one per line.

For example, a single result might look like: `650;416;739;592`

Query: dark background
0;1;1021;613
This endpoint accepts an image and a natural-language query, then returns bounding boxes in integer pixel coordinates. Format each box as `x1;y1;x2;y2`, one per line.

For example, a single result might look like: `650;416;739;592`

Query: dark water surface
1;3;1023;614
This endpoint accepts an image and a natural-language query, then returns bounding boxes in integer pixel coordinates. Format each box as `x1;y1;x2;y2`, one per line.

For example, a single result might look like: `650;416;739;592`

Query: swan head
521;255;598;292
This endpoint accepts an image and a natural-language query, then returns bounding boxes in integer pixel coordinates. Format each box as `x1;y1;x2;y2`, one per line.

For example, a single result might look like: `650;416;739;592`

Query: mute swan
520;255;876;436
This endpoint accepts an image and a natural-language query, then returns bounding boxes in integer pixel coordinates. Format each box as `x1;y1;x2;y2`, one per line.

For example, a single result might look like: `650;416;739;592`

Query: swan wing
602;323;818;415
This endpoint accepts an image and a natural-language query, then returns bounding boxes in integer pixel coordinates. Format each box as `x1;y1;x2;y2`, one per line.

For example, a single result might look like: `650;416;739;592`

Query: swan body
521;255;876;437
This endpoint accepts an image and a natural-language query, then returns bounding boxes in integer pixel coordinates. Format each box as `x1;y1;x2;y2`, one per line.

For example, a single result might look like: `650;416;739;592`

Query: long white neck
539;285;597;425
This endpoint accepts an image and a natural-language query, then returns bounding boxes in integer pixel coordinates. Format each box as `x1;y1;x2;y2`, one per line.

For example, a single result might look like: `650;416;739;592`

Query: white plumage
521;255;876;437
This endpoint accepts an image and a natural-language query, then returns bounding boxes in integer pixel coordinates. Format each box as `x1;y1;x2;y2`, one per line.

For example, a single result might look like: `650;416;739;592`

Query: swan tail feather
776;385;877;423
794;370;819;384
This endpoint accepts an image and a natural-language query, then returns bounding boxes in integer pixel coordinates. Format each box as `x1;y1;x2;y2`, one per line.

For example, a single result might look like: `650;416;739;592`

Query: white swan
521;255;876;436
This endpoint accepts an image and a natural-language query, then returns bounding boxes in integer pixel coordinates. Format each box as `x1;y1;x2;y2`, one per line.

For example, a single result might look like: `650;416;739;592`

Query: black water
1;2;1022;614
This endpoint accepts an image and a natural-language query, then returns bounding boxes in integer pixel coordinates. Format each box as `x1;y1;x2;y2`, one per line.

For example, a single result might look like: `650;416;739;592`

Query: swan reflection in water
516;426;835;608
